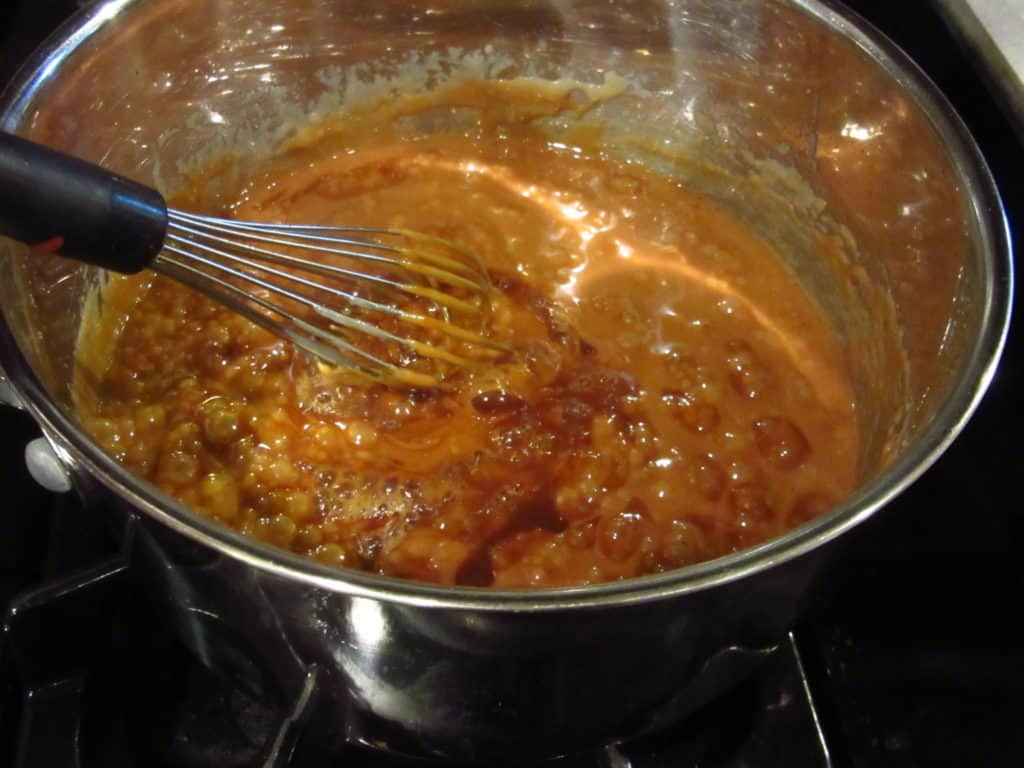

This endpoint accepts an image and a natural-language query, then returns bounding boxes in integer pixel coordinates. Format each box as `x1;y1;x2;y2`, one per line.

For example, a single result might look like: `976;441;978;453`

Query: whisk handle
0;131;167;273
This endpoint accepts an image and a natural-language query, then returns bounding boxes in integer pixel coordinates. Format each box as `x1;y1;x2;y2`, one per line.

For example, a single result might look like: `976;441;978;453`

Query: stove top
1;1;1020;766
2;479;831;767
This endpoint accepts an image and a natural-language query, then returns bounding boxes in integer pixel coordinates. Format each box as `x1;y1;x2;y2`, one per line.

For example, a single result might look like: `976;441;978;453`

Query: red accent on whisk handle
0;131;168;273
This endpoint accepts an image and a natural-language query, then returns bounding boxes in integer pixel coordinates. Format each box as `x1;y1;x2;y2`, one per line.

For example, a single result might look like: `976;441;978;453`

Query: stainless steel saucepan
0;0;1012;760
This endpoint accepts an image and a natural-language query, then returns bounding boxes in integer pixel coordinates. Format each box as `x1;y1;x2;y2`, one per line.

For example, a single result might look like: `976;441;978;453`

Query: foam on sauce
74;80;859;588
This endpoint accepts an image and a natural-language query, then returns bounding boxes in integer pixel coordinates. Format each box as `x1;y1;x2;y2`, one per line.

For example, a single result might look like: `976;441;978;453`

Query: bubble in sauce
753;417;811;470
660;519;705;568
567;518;599;549
725;340;770;399
472;389;527;416
598;498;647;562
661;389;721;434
685;455;728;501
728;485;772;524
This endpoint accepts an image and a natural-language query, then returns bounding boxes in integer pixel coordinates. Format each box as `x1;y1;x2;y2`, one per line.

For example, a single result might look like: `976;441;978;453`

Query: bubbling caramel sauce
75;81;859;588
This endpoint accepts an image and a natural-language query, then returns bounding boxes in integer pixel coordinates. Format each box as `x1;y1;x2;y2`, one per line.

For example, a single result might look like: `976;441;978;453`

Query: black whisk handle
0;131;167;273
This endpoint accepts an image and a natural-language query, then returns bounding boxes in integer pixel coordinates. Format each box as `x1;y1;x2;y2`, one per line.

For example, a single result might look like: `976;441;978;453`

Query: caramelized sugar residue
75;85;859;588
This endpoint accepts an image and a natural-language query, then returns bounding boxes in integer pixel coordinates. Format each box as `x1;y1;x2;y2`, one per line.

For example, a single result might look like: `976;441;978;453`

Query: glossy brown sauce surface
76;88;859;587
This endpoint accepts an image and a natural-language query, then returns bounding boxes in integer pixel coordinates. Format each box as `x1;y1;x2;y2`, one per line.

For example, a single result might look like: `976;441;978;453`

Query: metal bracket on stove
0;367;24;409
1;517;136;768
257;665;322;768
637;640;781;737
2;555;130;768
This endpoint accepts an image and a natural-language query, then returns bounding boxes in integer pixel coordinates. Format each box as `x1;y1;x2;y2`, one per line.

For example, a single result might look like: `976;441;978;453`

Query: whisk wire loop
159;211;500;387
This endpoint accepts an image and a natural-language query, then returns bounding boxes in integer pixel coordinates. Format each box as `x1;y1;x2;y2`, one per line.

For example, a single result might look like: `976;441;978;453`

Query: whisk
0;131;500;387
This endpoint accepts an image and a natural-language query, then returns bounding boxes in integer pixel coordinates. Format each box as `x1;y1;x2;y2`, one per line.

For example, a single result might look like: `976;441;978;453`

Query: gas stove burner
1;492;831;767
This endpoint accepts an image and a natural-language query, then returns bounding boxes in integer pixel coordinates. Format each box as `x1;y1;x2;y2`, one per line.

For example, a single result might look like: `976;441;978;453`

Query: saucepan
0;0;1012;761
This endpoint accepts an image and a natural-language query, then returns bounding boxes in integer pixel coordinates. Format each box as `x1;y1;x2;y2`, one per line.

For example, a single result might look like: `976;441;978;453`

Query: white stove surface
967;0;1024;75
